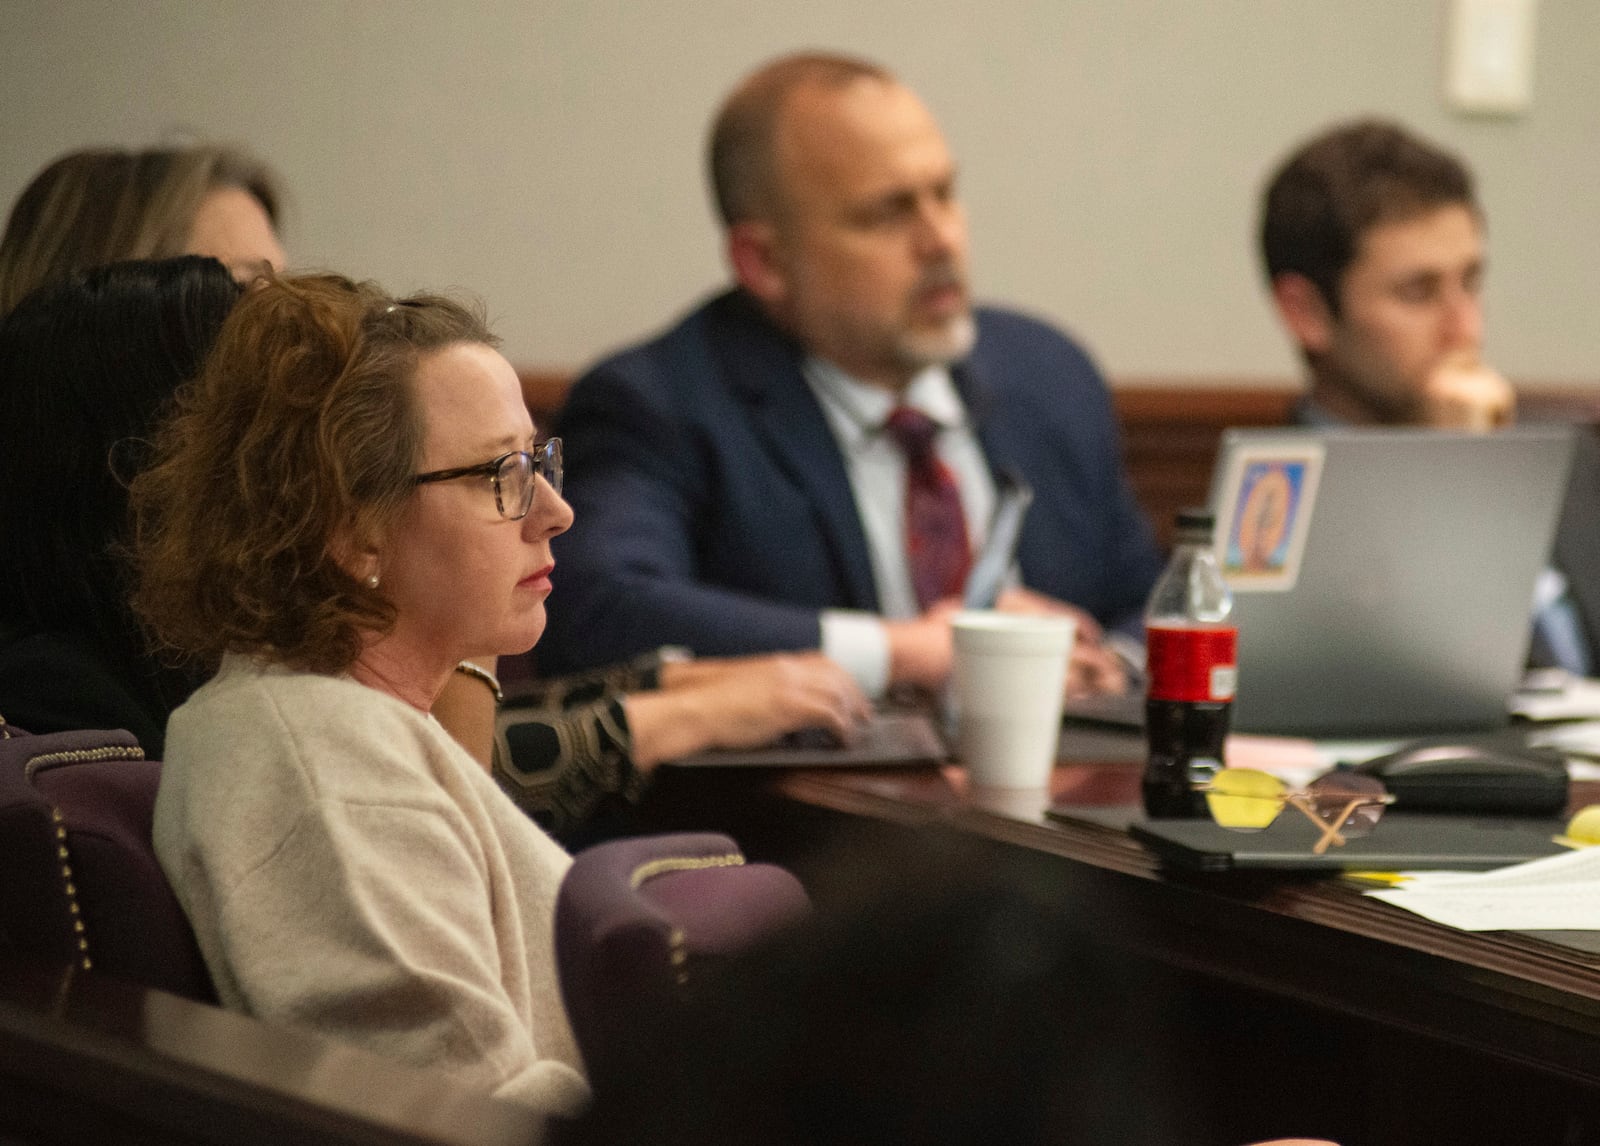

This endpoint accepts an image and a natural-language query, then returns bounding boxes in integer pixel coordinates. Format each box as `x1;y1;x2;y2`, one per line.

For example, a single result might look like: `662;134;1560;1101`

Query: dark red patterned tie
883;406;972;610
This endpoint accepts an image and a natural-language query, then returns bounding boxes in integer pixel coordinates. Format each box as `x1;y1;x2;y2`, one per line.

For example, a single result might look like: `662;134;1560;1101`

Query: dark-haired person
1260;119;1589;672
0;256;241;752
1260;118;1511;431
0;143;286;314
543;52;1161;699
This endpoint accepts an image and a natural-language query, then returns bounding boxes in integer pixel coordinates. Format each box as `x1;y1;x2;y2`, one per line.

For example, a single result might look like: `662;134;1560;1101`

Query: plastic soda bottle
1142;509;1237;818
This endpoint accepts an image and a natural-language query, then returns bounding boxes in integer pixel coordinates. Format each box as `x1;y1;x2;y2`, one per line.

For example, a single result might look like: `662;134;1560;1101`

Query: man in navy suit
542;52;1161;696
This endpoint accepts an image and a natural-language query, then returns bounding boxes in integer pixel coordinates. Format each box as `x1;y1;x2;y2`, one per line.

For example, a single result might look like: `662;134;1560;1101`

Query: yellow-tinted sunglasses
1196;767;1396;856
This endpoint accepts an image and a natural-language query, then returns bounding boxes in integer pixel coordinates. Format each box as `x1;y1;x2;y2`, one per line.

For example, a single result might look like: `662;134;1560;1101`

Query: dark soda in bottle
1142;509;1237;818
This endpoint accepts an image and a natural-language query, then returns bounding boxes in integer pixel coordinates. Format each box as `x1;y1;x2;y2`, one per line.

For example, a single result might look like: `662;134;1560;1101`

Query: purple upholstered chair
0;723;215;1002
555;832;810;1074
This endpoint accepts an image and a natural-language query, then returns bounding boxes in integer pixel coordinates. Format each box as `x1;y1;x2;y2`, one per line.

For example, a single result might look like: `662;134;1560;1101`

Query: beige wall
3;0;1597;383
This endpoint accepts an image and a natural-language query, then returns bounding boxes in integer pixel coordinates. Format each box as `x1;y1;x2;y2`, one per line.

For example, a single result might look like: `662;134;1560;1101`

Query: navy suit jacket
540;290;1161;675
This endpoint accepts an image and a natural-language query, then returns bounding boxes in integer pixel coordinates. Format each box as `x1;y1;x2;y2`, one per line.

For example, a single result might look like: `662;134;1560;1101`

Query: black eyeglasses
413;438;562;521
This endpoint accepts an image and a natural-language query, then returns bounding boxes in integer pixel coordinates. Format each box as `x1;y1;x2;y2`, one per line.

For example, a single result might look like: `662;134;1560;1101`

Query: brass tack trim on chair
47;808;94;971
628;853;744;889
668;927;689;987
24;744;144;780
27;749;144;972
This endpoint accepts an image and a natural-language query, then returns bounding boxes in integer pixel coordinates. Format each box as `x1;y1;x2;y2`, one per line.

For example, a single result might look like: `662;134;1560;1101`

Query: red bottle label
1146;624;1237;702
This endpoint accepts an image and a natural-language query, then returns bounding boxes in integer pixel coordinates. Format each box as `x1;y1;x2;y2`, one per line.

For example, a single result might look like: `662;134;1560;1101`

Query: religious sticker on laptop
1213;440;1324;591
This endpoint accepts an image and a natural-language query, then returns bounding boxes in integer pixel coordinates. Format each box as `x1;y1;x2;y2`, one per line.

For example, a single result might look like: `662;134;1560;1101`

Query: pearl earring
365;573;380;589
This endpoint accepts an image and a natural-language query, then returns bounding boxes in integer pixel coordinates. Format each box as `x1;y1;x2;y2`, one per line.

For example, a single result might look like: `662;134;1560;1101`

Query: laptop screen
1210;426;1573;737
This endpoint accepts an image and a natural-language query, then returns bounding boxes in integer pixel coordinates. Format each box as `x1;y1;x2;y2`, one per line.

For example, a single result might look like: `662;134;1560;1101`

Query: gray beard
896;312;977;369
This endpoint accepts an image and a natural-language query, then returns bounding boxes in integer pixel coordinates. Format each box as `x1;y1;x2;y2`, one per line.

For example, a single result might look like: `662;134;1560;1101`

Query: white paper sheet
1368;845;1600;931
1525;721;1600;779
1511;673;1600;722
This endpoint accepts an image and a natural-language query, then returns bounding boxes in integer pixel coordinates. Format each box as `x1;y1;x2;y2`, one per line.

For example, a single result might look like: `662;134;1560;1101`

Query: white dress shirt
802;357;997;695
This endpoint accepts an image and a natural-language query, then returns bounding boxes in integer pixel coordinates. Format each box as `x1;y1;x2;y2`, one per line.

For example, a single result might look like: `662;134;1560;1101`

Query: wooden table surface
767;758;1600;1074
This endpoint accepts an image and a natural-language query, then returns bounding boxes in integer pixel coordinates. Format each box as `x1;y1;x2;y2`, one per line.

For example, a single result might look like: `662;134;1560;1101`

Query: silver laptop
1210;426;1574;736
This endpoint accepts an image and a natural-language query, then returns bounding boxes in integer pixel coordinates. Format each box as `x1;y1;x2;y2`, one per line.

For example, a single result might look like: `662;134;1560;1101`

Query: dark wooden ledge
0;959;548;1145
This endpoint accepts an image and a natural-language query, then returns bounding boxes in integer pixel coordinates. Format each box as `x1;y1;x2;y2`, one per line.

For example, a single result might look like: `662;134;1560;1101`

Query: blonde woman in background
0;143;285;313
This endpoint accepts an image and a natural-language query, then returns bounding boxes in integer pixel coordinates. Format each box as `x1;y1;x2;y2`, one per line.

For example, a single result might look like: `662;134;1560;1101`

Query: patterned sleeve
493;692;645;837
514;663;650;709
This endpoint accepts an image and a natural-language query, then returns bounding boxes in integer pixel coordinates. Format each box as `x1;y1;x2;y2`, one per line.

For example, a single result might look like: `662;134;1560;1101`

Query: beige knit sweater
154;654;589;1116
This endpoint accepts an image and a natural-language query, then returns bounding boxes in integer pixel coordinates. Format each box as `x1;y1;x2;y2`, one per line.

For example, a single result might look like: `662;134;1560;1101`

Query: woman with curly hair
133;272;589;1113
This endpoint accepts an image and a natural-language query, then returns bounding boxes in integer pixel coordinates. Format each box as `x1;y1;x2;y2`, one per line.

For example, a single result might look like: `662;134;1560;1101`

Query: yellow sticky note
1344;871;1409;888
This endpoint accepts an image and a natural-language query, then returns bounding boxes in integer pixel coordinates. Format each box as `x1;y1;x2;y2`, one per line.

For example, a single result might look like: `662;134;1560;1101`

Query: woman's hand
626;653;872;769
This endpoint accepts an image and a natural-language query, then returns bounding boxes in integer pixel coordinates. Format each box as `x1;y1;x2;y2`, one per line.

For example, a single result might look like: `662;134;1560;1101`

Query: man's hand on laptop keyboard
994;587;1129;698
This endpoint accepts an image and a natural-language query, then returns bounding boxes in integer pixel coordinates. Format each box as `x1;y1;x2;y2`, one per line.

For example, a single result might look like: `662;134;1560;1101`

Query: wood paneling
520;370;573;433
518;367;1600;552
1111;383;1298;549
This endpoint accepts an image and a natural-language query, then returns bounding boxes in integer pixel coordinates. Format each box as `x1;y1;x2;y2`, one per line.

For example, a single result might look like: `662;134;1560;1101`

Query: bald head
710;54;971;391
708;52;895;227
